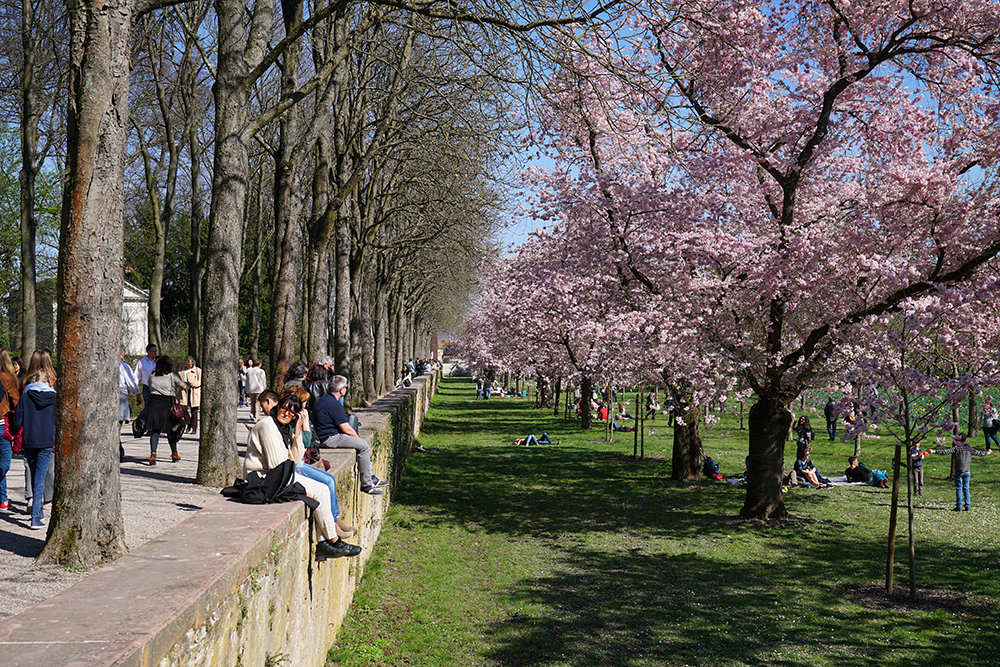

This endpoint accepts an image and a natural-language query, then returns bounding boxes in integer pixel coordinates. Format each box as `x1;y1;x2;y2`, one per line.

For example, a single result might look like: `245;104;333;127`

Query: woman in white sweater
244;394;360;560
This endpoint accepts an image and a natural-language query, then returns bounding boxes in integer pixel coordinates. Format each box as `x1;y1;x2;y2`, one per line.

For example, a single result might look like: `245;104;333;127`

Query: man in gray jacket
929;433;992;511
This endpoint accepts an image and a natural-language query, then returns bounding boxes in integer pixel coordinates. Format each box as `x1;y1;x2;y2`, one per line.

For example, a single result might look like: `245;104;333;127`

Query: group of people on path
121;343;202;465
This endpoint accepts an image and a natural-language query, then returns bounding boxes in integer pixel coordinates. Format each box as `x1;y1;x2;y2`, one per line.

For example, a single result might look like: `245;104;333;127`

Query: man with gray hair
312;375;387;495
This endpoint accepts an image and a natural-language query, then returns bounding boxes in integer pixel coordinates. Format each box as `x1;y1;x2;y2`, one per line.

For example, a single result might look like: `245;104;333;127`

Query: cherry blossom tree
524;0;1000;518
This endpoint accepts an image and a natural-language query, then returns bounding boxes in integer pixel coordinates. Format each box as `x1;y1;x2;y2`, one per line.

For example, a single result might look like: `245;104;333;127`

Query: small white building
122;281;149;356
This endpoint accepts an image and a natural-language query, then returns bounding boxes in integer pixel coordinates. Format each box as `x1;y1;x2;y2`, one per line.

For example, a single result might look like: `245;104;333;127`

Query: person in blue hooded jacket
13;366;56;530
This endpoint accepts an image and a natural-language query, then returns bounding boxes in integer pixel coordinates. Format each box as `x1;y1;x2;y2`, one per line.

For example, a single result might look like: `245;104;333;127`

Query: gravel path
0;405;255;623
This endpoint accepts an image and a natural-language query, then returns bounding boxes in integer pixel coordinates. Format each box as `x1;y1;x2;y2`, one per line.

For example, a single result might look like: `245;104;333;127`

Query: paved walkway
0;404;257;623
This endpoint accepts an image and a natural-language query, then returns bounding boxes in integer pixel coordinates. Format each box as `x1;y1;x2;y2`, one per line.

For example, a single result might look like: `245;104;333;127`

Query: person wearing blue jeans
516;433;554;446
930;434;992;511
981;397;1000;450
13;368;57;529
23;447;53;527
256;389;355;538
296;462;341;521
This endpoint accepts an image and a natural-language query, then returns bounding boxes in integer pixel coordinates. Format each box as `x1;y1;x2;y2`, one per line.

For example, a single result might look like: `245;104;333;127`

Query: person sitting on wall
312;375;387;496
244;393;360;560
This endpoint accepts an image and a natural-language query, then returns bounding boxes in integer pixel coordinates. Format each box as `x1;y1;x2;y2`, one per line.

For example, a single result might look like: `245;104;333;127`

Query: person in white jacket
245;359;267;421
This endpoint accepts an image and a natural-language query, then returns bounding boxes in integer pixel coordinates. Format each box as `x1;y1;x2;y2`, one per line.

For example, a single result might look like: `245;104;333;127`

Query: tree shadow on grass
482;535;999;667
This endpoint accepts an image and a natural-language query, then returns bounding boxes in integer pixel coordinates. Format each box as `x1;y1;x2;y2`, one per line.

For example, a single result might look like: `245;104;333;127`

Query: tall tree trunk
249;172;264;361
303;137;331;361
393;292;405;379
373;280;388;396
188;121;204;359
553;378;561;417
198;0;267;486
333;206;350;374
580;376;592;431
358;272;375;402
141;32;182;352
741;399;790;519
19;0;39;359
41;0;129;566
267;0;305;388
669;383;703;481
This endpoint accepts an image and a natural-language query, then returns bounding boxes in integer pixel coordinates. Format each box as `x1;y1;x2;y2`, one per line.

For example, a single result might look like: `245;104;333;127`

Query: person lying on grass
845;455;889;488
514;433;558;446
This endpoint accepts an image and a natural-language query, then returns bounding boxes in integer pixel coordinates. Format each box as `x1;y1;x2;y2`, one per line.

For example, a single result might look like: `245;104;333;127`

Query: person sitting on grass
514;433;557;446
794;449;830;488
845;455;889;488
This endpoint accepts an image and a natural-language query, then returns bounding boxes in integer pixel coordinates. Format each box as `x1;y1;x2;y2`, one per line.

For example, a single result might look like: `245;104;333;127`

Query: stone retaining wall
0;372;438;667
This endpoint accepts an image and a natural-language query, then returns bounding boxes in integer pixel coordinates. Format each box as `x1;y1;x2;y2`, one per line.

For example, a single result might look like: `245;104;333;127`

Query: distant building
122;281;150;356
5;278;149;356
435;333;454;361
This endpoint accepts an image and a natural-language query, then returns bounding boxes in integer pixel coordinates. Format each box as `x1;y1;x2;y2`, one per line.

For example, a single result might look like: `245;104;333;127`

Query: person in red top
0;350;20;511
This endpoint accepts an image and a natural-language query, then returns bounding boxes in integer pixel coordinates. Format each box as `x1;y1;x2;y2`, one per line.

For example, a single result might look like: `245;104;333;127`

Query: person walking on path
144;356;189;465
245;359;267;421
13;365;56;529
134;343;158;407
119;350;140;462
119;350;139;424
238;359;247;406
929;433;992;511
178;356;202;434
312;375;386;495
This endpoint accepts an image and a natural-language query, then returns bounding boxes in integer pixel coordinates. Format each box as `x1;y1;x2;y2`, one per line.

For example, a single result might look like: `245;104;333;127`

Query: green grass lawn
328;378;1000;667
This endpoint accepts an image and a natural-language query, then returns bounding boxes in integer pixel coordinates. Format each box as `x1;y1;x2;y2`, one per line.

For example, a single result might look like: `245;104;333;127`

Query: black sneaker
316;539;362;560
361;486;384;496
370;475;389;488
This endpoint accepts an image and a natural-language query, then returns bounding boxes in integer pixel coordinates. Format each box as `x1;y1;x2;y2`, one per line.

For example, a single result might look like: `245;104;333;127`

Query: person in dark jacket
824;397;838;440
793;415;815;459
13;367;56;529
303;364;329;412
